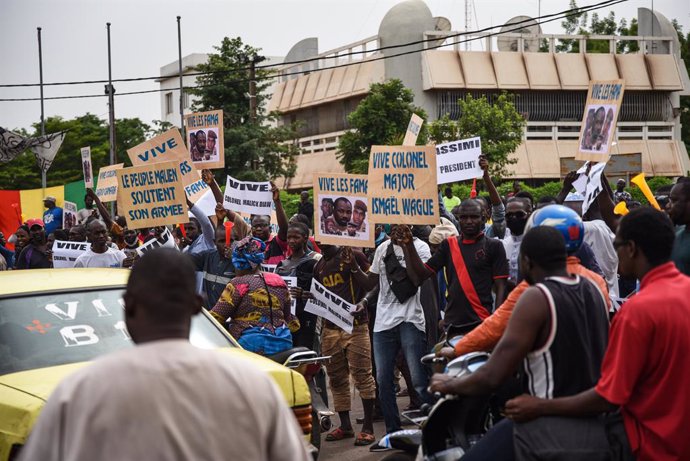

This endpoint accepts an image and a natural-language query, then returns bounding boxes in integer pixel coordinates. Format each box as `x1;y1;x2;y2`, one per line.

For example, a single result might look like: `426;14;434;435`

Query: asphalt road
319;388;417;461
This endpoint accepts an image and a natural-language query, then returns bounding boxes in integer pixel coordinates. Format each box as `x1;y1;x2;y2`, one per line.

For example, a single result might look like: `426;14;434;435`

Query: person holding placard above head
73;220;128;268
77;193;101;225
250;182;290;265
181;195;215;256
210;236;299;355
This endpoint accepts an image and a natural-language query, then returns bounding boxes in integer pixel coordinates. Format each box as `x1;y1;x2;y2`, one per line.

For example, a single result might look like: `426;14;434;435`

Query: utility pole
177;16;185;138
37;27;46;190
106;22;117;216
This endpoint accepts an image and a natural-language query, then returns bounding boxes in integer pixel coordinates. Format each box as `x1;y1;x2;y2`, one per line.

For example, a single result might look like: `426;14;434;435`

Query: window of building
182;91;190;109
165;92;173;115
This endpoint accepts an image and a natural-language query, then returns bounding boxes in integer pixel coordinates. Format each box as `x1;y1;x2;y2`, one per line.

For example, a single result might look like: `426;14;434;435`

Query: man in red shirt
504;208;690;461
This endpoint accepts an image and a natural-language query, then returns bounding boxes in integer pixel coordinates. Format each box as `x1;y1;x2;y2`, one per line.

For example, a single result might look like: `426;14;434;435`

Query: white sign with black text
52;240;89;269
435;137;483;184
135;227;177;256
305;279;355;333
223;176;273;216
579;162;606;216
282;276;298;315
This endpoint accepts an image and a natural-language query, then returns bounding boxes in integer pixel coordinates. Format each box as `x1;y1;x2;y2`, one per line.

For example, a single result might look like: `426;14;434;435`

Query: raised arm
556;171;579;204
397;225;435;286
87;188;113;228
271;182;289;241
187;197;215;248
597;172;620;234
201;169;224;206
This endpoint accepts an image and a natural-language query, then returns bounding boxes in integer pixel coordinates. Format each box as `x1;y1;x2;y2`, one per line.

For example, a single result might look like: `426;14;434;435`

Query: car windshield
0;288;234;375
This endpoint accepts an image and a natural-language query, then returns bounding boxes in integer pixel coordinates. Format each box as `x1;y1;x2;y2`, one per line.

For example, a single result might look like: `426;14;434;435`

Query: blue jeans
373;322;431;434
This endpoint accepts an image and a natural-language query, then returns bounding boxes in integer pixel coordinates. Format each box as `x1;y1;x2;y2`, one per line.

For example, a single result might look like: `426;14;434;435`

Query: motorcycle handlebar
421;353;447;365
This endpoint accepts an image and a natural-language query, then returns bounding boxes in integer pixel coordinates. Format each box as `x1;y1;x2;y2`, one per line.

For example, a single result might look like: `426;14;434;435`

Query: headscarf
231;236;266;271
429;217;459;245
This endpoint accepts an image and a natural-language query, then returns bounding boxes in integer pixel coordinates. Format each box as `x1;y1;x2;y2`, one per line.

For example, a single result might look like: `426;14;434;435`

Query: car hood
0;347;309;407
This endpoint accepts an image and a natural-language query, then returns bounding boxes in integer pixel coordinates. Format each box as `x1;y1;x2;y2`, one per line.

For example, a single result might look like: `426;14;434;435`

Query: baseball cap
44;196;57;203
26;218;45;229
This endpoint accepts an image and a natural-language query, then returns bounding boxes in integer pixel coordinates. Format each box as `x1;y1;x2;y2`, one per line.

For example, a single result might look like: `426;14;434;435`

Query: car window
0;288;234;375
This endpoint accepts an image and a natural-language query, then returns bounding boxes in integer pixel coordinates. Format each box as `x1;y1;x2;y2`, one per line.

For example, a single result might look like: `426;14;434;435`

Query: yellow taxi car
0;269;313;460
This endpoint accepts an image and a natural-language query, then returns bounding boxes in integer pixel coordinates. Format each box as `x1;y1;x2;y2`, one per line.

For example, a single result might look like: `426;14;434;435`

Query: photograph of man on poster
580;104;617;153
189;128;220;163
318;195;369;241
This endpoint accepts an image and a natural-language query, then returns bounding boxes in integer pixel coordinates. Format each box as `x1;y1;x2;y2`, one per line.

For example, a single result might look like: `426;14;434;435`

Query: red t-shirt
595;262;690;461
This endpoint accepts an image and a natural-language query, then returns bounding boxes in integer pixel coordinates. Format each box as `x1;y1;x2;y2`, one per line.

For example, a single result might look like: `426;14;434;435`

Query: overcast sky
1;0;687;132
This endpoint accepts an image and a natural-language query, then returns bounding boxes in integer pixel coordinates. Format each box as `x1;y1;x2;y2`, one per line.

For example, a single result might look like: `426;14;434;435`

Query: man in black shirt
399;199;508;327
297;191;313;228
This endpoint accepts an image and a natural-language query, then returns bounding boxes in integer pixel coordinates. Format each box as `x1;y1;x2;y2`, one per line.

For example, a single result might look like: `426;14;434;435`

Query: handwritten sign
116;161;187;229
435;137;483;184
576;80;625;162
126;128;209;203
367;145;439;225
52;240;88;269
313;173;374;248
402;113;424;146
222;176;273;216
282;275;298;315
305;279;355;333
184;110;224;169
81;147;94;188
94;163;124;202
63;201;78;229
135;227;178;256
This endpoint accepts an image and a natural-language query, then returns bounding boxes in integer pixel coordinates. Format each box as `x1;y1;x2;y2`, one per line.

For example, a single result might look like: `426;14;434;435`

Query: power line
0;0;627;102
0;0;625;90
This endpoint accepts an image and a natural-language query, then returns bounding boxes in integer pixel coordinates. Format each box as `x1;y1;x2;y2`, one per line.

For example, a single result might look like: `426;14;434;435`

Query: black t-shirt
426;234;508;326
313;250;370;326
16;244;51;270
297;201;314;224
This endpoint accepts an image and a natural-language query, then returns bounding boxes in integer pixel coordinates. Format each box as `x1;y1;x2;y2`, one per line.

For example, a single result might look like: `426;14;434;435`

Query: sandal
355;432;376;446
325;427;355;442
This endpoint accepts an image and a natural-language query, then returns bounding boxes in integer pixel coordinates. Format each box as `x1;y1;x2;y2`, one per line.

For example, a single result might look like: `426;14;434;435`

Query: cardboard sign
222;176;273;216
135;227;177;256
116;161;188;229
435;137;483;184
184;110;224;169
313;173;374;248
81;147;94;188
367;145;439;225
62;201;78;229
403;113;424;146
282;275;298;315
95;163;124;202
304;279;355;333
52;240;88;269
576;80;625;162
126;128;210;204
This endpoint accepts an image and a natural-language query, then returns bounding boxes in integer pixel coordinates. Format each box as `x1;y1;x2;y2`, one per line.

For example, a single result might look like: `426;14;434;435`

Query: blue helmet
525;204;584;254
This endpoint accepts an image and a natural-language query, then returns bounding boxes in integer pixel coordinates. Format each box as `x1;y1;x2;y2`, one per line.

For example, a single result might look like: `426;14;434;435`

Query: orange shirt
454;256;610;356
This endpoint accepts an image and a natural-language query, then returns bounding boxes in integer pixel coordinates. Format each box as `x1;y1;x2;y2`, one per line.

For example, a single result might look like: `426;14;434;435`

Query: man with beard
16;219;52;269
73;220;127;268
400;199;508;327
77;192;100;224
325;197;352;235
669;178;690;275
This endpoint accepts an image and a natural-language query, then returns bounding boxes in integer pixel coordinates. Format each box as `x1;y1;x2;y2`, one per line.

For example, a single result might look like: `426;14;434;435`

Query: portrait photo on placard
317;194;370;241
189;128;220;164
579;104;618;154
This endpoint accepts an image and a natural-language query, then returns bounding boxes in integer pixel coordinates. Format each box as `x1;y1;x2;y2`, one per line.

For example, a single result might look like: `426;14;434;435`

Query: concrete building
269;0;690;190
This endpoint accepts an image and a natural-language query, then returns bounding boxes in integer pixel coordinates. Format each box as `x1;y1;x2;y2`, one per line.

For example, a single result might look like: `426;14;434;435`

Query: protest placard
579;162;607;216
367;145;439;225
313;173;374;248
222;176;273;216
402;113;424;146
95;163;124;202
304;279;355;333
63;201;78;229
576;80;625;162
52;240;88;269
116;161;187;229
435;137;483;184
184;110;224;170
126;128;209;203
282;275;298;315
81;146;94;188
135;227;177;256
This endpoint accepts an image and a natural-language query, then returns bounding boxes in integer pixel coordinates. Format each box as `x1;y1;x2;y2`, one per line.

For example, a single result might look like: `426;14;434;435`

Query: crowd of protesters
3;159;690;460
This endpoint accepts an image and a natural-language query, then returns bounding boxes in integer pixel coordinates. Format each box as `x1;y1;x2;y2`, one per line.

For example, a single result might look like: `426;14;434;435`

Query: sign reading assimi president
435;136;483;184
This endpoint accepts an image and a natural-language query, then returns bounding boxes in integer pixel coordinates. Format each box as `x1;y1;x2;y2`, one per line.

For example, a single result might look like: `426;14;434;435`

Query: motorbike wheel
311;409;321;457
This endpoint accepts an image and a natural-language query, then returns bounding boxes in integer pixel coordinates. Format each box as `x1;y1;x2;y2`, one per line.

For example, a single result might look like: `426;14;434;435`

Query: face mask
506;217;527;236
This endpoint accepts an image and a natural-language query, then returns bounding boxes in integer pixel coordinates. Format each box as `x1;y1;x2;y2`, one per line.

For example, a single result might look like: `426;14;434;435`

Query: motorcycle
268;346;333;458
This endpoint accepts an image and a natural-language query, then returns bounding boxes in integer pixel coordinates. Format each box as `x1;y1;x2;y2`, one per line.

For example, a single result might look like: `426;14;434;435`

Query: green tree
556;0;588;53
0;114;150;190
429;92;525;178
188;37;299;181
337;79;428;174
